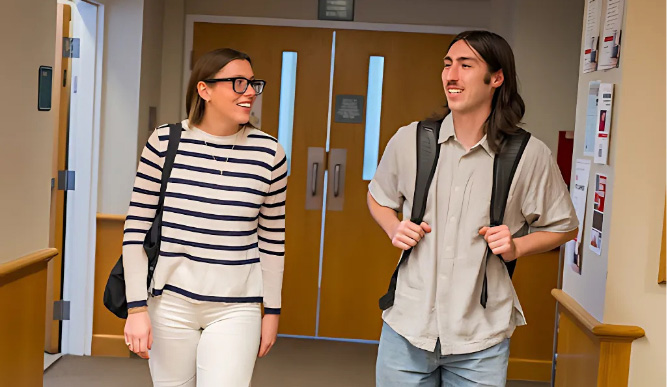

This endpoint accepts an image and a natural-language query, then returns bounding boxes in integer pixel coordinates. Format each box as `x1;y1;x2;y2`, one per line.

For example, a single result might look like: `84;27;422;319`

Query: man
367;30;578;387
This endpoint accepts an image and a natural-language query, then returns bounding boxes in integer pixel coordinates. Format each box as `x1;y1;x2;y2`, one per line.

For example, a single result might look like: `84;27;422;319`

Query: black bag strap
480;129;531;308
379;120;441;310
148;123;182;244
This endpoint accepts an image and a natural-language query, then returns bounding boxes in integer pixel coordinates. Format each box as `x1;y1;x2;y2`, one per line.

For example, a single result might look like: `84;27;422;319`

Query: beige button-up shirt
369;114;578;355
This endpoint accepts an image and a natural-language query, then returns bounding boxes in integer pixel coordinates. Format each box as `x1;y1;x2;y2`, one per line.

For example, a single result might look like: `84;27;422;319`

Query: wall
137;0;166;159
97;0;145;215
0;1;56;263
561;0;624;321
158;0;186;125
511;0;584;152
601;0;665;384
186;0;491;28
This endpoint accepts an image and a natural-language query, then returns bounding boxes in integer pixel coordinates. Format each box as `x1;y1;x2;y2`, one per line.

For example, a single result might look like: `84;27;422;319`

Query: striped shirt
122;120;287;314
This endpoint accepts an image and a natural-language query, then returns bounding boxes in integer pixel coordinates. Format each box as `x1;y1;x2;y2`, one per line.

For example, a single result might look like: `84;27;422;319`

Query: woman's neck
196;111;242;136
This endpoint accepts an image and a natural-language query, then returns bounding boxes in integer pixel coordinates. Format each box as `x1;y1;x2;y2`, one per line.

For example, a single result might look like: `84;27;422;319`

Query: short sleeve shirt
368;114;578;355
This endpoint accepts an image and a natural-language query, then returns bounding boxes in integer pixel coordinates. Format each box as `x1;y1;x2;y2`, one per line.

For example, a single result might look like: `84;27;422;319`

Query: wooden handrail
97;213;126;222
552;289;645;340
0;248;58;279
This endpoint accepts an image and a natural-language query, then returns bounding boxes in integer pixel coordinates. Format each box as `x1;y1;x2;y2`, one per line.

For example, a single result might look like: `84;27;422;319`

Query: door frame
181;15;479;117
60;0;105;356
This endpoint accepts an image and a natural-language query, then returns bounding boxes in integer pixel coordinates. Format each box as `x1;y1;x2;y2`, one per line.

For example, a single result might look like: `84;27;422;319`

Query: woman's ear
197;81;211;102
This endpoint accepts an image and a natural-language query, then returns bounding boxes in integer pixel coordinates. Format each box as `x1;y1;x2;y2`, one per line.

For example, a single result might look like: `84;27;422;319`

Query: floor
44;353;63;371
44;338;550;387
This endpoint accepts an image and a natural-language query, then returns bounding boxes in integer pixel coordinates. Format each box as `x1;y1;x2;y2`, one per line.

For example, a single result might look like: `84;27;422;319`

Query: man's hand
391;220;432;250
479;225;518;262
258;314;279;358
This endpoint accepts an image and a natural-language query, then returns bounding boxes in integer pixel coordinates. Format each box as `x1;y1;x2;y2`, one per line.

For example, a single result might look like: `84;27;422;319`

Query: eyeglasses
203;77;266;95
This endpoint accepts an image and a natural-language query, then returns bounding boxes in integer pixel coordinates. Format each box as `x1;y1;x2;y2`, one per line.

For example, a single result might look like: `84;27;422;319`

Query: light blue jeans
376;322;510;387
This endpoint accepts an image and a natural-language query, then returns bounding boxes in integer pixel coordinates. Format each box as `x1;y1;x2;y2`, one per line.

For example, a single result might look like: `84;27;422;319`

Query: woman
122;48;287;386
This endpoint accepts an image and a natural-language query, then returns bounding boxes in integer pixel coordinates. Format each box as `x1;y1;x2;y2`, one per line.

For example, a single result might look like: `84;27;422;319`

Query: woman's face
198;59;257;126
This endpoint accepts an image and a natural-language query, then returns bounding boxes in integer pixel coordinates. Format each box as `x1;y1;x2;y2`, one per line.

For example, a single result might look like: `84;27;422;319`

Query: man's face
442;40;503;115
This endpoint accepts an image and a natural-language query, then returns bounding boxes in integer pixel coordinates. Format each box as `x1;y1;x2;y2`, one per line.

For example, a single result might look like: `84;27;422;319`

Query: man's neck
451;106;492;151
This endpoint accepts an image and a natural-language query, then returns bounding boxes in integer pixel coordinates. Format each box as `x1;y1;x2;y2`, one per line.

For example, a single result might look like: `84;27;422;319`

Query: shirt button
455;186;461;192
446;246;453;252
450;216;456;222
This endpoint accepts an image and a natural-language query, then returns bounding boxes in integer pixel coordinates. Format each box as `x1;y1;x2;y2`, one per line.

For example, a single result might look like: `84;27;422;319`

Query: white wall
601;0;665;385
97;0;145;215
137;0;166;158
158;0;186;125
561;0;624;323
0;1;56;263
512;0;584;153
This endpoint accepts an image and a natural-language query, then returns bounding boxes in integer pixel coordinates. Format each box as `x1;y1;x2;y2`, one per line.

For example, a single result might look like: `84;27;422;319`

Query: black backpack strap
480;129;531;308
379;120;441;310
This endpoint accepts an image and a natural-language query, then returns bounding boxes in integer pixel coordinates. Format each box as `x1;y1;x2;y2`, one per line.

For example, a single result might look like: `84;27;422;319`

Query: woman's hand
124;311;152;359
258;314;279;358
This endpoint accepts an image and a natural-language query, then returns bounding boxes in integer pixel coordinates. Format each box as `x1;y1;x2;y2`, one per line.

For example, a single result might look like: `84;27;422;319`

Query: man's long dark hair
441;31;525;152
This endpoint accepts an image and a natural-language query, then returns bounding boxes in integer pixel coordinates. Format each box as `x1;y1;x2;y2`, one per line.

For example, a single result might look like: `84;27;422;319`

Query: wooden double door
193;22;452;340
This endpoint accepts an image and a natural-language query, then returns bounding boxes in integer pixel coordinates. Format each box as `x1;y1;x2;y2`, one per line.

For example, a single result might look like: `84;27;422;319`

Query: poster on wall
589;173;607;255
566;159;592;274
599;0;625;70
594;83;614;164
583;0;602;73
584;81;601;156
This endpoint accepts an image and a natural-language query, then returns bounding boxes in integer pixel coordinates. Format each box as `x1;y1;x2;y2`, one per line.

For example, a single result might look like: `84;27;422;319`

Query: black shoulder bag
103;123;182;319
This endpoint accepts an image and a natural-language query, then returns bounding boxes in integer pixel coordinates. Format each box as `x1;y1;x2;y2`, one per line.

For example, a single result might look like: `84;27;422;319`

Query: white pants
148;293;261;387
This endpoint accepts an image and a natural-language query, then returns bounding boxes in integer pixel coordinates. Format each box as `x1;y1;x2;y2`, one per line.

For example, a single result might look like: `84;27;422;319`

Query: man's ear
491;69;504;89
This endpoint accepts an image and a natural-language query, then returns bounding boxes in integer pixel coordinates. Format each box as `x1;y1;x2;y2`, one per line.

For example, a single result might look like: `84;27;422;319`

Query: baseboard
91;334;130;358
507;357;552;382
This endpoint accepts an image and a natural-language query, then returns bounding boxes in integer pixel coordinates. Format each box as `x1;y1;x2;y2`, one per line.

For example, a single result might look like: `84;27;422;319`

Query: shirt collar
438;113;494;157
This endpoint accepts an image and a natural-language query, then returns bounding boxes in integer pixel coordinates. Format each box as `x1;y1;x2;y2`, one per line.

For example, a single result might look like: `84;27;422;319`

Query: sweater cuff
127;300;148;309
264;307;281;315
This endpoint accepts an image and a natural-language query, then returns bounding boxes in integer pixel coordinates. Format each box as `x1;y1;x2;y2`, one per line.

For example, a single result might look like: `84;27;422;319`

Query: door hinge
57;170;76;191
53;300;71;321
62;37;80;58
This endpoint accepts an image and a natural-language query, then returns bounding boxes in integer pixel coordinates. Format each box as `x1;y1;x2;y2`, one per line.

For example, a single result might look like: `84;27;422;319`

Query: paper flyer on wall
584;81;601;156
589;173;607;255
566;159;592;274
599;0;625;70
583;0;602;73
594;83;614;164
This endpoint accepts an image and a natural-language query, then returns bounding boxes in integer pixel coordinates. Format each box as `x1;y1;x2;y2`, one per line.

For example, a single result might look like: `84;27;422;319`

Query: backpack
103;123;182;319
378;119;531;310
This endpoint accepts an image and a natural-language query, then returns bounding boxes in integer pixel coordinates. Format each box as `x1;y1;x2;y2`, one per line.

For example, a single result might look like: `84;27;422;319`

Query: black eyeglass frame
203;77;266;95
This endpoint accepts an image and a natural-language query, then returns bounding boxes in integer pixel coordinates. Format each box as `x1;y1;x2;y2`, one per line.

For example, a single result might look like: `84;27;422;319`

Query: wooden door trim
181;16;475;117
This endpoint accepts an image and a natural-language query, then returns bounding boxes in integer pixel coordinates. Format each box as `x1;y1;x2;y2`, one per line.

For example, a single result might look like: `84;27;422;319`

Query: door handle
306;147;325;210
311;162;319;196
333;164;341;197
326;149;346;211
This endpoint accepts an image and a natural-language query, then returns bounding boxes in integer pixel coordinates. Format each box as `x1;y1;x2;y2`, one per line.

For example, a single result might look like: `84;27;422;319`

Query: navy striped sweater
122;120;287;314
